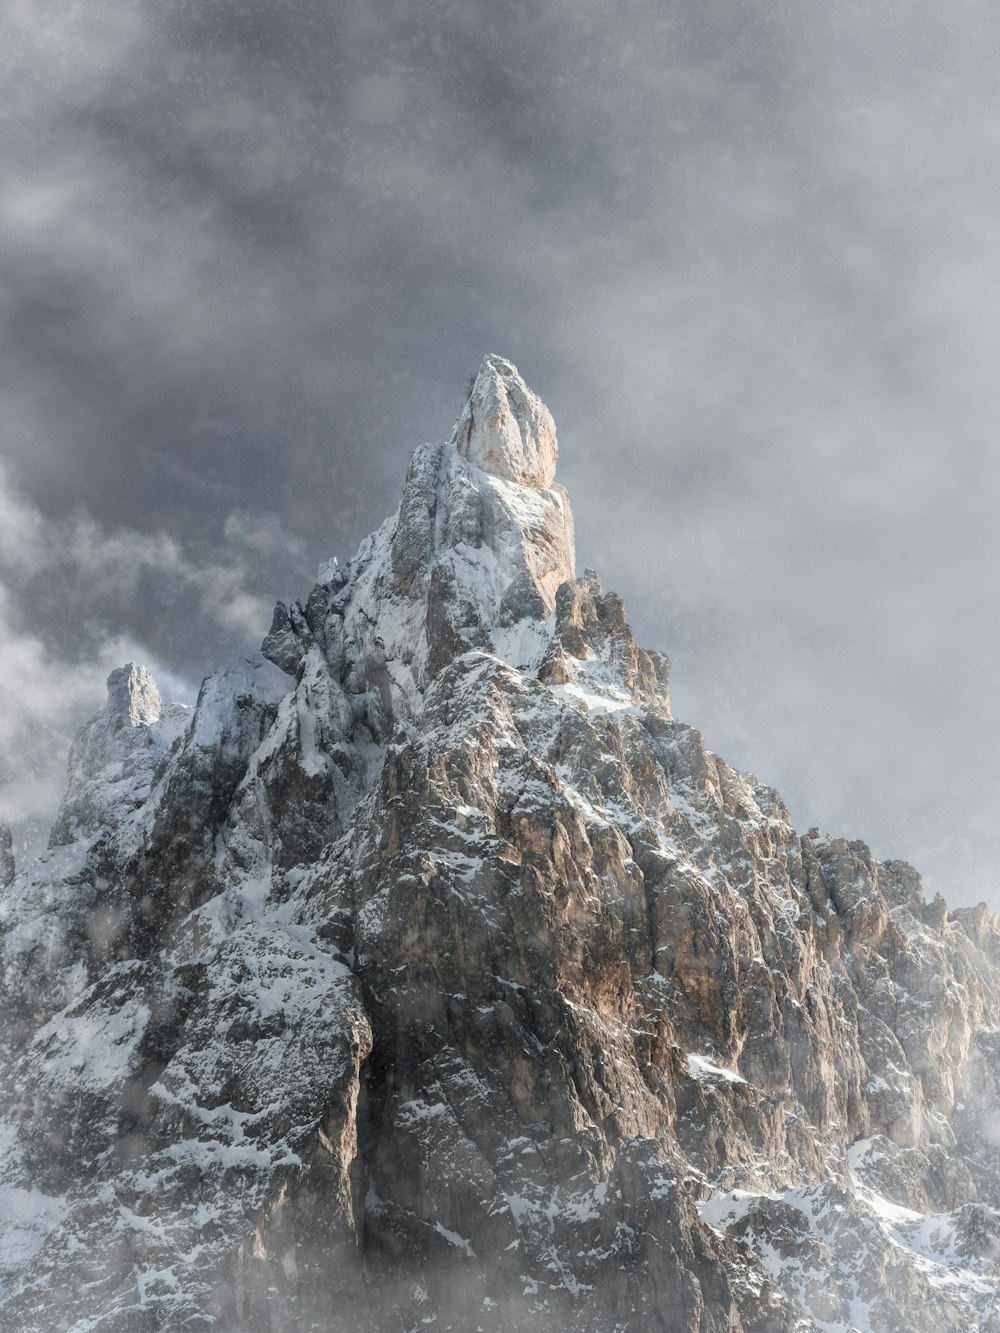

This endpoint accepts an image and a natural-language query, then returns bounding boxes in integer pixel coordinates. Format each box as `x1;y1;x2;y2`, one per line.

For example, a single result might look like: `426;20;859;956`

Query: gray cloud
3;0;999;904
0;459;280;845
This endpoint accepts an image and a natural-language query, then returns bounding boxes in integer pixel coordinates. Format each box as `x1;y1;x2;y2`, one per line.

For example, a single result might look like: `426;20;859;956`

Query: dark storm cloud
3;0;999;900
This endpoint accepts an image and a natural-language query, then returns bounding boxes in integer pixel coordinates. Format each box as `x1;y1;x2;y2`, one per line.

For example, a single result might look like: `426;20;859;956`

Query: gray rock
0;357;997;1333
0;824;13;888
261;600;302;676
106;662;162;728
47;662;188;847
453;352;559;488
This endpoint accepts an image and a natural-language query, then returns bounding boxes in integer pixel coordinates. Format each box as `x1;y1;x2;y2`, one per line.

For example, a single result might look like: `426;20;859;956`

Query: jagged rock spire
105;662;162;729
264;355;576;698
3;357;1000;1333
68;663;163;788
452;353;559;489
47;663;182;847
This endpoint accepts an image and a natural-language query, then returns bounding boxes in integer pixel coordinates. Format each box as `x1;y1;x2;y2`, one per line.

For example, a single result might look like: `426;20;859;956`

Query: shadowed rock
0;825;13;888
0;359;997;1333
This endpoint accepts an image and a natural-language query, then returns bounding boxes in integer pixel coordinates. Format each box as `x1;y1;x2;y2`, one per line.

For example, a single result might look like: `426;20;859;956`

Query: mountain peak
2;360;999;1333
47;663;187;847
452;353;558;489
263;357;577;708
105;662;161;729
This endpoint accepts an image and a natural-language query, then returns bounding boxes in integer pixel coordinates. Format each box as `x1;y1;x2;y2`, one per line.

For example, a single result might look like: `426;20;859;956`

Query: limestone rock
0;825;13;889
453;352;559;488
0;358;997;1333
48;662;189;847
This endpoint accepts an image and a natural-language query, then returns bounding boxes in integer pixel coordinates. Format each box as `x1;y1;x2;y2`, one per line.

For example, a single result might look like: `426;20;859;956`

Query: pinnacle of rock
105;662;161;728
4;360;1000;1333
452;353;558;489
46;663;174;847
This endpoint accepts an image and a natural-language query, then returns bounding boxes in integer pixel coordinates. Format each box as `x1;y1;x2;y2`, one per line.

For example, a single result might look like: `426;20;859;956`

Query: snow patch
687;1052;746;1084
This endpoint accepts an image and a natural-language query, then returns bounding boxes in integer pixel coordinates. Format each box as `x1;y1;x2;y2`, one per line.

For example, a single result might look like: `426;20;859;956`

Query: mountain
0;354;997;1332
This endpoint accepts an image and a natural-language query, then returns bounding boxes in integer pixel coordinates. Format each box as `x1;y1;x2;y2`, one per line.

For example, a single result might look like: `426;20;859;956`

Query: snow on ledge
687;1052;746;1084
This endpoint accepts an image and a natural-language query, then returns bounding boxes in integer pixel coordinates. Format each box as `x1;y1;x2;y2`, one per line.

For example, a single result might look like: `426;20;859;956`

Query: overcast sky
2;0;999;907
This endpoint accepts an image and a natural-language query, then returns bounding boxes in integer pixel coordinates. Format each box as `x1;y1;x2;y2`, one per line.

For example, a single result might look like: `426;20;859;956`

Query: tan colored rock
453;353;559;489
1;358;998;1333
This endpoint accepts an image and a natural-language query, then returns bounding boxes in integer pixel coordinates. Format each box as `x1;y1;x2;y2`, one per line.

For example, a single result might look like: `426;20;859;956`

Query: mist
2;0;999;904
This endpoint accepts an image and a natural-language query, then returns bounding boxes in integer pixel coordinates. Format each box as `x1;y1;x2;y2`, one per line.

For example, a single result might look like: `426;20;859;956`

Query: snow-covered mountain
0;355;997;1332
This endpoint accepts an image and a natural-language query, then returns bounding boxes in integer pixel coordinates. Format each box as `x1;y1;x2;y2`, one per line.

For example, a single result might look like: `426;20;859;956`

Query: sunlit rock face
454;352;559;488
0;359;997;1333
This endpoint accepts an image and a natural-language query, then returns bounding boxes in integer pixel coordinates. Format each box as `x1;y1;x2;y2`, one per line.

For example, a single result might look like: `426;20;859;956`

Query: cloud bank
0;458;282;848
3;0;1000;903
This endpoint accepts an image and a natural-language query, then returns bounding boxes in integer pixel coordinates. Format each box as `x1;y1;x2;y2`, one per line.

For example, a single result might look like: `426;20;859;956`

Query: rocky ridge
0;354;996;1332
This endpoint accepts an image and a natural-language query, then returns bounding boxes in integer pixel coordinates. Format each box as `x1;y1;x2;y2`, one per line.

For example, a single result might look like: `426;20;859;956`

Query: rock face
48;662;189;848
0;827;13;890
454;353;559;488
0;359;997;1333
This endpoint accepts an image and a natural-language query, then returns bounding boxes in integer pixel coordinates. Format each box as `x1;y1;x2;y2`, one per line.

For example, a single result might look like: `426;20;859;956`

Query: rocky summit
0;354;997;1333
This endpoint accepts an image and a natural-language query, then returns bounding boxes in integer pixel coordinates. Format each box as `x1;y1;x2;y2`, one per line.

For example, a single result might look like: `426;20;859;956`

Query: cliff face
0;355;997;1333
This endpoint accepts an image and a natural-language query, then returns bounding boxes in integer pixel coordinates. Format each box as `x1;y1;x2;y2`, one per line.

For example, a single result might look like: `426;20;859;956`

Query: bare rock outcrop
0;358;996;1333
0;825;13;889
454;353;559;488
48;662;189;848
